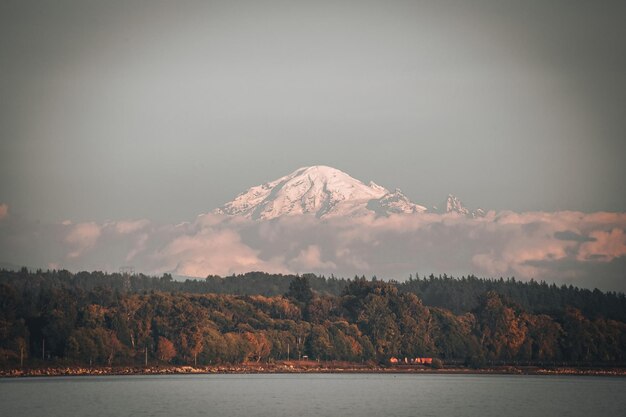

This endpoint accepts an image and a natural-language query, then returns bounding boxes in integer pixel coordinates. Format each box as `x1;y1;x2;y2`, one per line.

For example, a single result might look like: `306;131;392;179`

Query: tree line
0;268;624;368
3;269;624;320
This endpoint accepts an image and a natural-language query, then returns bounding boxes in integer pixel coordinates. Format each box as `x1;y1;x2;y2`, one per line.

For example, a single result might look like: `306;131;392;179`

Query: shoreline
3;364;626;378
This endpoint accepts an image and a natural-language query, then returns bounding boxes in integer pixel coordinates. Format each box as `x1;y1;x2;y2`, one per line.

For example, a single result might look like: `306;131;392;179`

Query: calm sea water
1;373;625;417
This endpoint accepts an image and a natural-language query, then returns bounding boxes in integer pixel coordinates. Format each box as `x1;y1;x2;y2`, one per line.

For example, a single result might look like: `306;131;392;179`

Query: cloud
578;228;626;262
112;219;150;235
126;233;149;262
0;203;8;220
153;226;289;277
231;211;626;289
3;207;626;291
554;230;596;242
64;222;102;258
289;245;337;272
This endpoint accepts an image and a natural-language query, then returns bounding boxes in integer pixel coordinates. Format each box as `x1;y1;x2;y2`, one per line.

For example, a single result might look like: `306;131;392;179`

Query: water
1;374;625;417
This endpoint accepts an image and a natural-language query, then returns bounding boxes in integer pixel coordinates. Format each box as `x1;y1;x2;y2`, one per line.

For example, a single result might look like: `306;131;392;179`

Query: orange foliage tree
157;336;177;363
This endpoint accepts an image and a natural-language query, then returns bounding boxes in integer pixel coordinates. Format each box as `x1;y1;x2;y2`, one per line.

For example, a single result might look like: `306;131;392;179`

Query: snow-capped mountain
214;166;485;220
433;194;486;218
214;165;427;220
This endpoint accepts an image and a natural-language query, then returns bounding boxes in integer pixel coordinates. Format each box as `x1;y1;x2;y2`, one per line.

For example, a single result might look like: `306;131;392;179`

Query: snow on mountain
214;166;486;220
366;188;427;215
214;165;427;220
433;194;486;218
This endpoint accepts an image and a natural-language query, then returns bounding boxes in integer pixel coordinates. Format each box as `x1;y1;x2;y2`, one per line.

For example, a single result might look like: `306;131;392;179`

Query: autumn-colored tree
396;293;436;357
1;268;625;369
157;336;177;363
474;292;528;361
244;332;271;362
525;314;563;361
307;325;333;360
224;332;249;363
105;331;123;366
358;294;401;360
306;297;335;324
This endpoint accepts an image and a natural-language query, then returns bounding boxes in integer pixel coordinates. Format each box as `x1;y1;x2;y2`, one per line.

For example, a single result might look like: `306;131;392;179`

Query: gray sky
1;0;626;223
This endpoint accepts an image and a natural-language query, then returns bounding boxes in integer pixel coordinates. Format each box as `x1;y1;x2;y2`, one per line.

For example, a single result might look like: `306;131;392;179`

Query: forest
0;268;625;368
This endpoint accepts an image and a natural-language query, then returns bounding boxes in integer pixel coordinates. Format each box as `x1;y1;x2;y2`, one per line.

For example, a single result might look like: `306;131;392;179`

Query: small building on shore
388;357;433;365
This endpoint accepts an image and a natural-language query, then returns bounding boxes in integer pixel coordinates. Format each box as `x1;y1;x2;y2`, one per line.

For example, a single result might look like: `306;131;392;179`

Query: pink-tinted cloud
289;245;337;271
126;233;149;262
112;219;150;235
154;227;288;277
4;207;626;290
0;203;8;220
578;228;626;262
64;222;102;259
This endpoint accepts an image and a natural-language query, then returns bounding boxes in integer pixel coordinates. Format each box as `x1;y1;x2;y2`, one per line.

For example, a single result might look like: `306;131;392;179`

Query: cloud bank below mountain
1;208;625;292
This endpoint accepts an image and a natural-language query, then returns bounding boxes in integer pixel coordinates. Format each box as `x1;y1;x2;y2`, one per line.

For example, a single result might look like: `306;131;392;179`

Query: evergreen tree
285;276;313;305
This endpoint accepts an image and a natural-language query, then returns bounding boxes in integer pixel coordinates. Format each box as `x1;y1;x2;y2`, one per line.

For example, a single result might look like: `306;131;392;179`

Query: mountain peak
446;194;468;215
214;166;486;220
214;165;428;220
215;166;388;220
296;165;342;173
434;194;485;218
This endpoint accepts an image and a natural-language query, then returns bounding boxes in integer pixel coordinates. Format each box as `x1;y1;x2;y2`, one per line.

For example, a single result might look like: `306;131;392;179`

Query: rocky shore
2;363;625;378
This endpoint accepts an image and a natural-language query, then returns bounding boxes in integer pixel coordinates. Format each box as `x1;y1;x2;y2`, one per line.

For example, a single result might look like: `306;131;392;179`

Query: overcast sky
1;0;626;224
